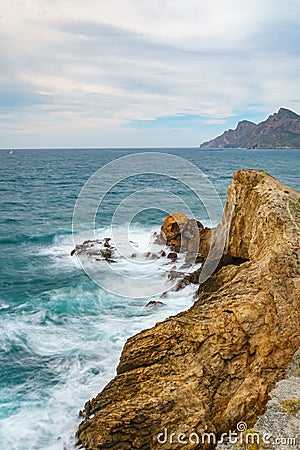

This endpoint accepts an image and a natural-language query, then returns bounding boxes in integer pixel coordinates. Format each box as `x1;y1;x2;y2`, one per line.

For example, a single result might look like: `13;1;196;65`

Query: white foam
0;225;199;449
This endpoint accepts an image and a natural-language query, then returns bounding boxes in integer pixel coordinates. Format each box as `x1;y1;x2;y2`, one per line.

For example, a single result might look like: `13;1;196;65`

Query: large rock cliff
200;108;300;149
77;170;300;449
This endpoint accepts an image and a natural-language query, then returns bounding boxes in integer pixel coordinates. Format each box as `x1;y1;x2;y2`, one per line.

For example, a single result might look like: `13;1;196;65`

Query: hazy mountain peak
200;108;300;149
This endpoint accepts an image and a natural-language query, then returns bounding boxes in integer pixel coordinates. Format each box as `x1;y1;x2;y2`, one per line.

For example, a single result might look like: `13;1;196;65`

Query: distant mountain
200;108;300;149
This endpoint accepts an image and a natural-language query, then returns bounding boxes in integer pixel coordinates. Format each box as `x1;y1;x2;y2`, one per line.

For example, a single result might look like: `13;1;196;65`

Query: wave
0;274;196;448
0;231;72;246
0;221;201;448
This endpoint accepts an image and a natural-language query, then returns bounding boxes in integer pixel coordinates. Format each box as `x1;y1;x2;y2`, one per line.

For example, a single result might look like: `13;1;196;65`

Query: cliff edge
77;170;300;449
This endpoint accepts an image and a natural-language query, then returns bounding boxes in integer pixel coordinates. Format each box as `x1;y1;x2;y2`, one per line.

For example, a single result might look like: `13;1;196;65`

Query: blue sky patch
125;114;207;129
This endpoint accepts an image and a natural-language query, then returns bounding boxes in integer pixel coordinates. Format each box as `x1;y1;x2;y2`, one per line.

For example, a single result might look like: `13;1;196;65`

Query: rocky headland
76;170;300;449
200;107;300;149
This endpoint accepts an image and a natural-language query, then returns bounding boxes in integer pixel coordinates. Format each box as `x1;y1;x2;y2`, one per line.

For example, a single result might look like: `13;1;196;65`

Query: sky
1;0;300;148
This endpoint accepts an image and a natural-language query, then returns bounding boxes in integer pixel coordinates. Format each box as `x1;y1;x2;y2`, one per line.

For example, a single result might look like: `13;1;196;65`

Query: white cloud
0;0;299;147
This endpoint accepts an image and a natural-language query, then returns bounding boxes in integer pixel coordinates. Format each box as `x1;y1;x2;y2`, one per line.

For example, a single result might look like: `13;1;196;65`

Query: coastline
77;170;300;449
1;150;299;449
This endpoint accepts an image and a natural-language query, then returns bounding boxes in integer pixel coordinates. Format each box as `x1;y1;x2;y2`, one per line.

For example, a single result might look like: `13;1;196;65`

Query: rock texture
155;212;208;263
200;107;300;149
216;349;300;450
77;170;300;450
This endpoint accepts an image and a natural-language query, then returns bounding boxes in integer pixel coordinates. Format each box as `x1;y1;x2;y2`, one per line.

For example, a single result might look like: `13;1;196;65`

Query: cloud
0;0;299;147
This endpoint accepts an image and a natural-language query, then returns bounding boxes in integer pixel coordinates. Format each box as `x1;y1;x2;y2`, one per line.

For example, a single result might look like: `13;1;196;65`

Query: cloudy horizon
1;0;300;148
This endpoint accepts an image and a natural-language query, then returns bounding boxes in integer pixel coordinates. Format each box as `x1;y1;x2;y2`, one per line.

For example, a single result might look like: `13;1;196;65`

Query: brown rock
103;238;111;248
162;212;189;240
156;212;205;262
100;248;112;260
198;227;212;258
77;170;300;450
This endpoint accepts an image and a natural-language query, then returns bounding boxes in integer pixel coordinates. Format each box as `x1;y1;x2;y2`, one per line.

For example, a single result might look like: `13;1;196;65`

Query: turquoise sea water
0;148;299;449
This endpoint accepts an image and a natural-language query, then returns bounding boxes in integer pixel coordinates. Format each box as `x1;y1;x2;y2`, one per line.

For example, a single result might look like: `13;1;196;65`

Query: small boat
9;150;14;155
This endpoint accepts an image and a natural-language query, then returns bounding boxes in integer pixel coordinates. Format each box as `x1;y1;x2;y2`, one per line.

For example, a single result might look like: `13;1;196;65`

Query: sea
0;147;299;449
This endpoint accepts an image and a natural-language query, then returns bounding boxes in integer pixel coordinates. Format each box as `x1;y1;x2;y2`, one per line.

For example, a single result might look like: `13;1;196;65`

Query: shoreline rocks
155;212;207;264
76;170;300;450
70;238;117;262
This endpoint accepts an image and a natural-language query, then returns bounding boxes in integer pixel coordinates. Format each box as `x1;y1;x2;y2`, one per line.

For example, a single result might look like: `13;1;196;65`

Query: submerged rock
167;252;177;261
70;238;116;262
77;170;300;450
145;301;166;309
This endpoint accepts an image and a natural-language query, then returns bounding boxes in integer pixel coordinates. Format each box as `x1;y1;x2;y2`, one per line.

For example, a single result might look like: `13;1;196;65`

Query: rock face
216;349;300;450
77;170;300;450
155;212;208;264
200;107;300;149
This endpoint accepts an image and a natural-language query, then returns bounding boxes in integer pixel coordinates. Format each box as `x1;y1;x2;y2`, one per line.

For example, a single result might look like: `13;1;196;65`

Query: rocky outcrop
71;238;116;262
200;107;300;149
155;212;209;264
77;170;300;449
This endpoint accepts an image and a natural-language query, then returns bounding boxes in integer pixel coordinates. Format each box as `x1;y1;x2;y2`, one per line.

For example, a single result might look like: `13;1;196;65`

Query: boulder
145;301;166;309
155;212;206;262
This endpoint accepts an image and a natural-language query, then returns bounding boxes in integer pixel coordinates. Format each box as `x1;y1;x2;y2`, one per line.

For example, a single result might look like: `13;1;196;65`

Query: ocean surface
0;147;299;449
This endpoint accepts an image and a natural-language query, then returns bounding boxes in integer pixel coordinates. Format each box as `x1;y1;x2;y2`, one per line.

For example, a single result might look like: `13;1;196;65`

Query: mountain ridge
200;107;300;149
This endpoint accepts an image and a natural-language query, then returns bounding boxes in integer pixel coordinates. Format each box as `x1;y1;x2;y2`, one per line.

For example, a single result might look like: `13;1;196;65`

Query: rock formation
155;212;209;264
77;170;300;449
71;238;116;262
200;107;300;149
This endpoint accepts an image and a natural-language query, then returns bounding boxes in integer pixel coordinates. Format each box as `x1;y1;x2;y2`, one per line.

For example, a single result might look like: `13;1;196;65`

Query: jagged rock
145;301;166;309
287;349;300;378
155;212;205;259
103;238;111;248
144;252;159;260
167;270;183;280
167;252;178;261
71;238;116;262
198;227;212;258
77;170;300;450
100;248;112;261
161;212;189;240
